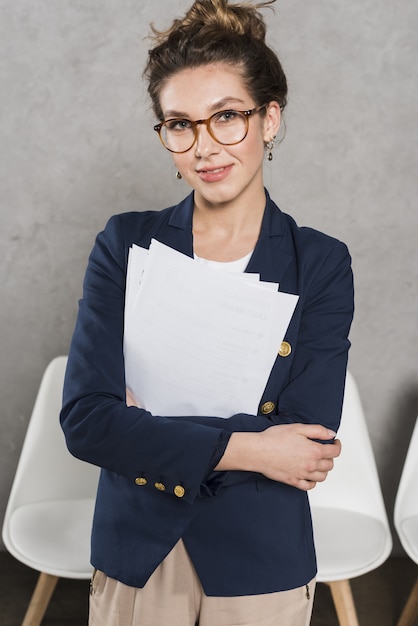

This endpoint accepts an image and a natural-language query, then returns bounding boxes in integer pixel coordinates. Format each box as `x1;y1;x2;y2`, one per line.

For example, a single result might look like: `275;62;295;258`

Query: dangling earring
266;137;276;161
176;171;182;180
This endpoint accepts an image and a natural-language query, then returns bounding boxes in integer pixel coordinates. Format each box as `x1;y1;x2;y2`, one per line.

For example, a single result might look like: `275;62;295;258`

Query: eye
165;119;193;132
214;110;240;124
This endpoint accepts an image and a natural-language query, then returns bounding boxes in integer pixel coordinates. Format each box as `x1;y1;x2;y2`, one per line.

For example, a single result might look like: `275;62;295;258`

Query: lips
199;167;224;174
196;164;233;183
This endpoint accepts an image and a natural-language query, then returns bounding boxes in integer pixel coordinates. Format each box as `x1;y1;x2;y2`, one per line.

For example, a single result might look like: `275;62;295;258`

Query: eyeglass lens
160;110;248;153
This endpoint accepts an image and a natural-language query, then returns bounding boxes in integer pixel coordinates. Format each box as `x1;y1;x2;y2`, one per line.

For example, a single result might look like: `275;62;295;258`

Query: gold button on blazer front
278;341;292;357
261;401;276;415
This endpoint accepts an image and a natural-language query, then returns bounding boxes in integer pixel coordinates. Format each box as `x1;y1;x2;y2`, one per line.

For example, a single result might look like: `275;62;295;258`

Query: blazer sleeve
274;238;354;433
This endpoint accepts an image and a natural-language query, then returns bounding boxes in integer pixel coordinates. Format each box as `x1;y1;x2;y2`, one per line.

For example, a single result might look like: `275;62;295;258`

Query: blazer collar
246;190;294;285
166;190;294;285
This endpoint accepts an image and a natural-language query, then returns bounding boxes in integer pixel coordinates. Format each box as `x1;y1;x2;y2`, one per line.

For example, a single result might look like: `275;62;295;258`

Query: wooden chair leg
22;572;59;626
397;576;418;626
327;579;360;626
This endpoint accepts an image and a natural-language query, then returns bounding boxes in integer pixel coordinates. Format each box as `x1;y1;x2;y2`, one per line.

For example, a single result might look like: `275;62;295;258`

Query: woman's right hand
126;388;138;407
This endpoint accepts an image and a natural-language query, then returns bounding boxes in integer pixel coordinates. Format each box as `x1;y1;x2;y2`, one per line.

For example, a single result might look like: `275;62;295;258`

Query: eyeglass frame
153;104;268;153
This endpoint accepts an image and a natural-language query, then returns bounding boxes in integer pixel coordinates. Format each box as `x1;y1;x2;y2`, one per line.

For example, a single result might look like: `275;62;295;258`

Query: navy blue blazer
61;191;354;596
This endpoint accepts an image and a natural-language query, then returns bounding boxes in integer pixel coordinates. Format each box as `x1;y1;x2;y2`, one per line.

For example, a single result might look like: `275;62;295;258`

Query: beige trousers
89;540;316;626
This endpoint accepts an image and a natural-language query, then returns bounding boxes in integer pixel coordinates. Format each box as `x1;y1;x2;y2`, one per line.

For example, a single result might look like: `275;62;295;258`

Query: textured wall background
1;0;417;553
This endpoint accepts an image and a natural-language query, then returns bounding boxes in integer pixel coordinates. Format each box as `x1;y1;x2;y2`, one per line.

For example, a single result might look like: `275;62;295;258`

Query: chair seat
311;508;390;582
8;498;95;578
398;515;418;563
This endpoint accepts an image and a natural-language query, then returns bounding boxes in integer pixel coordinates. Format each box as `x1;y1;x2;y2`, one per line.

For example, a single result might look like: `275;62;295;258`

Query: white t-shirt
194;250;253;274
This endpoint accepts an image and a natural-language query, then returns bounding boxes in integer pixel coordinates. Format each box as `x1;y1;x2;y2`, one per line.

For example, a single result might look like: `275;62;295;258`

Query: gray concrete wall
1;0;417;554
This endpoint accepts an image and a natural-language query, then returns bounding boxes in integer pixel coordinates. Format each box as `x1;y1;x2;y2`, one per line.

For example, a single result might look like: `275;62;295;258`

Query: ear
263;101;282;142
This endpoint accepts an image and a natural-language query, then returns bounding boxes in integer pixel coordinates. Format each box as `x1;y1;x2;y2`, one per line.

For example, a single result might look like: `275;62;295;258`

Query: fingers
315;456;335;473
309;435;341;460
294;438;339;489
296;469;331;491
126;388;145;409
308;440;339;475
303;440;341;487
317;437;341;459
331;437;342;457
126;388;137;407
298;423;338;442
300;479;317;492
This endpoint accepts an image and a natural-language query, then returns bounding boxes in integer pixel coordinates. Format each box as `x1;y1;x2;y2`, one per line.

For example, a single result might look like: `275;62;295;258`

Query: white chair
394;415;418;626
2;356;100;626
309;370;393;626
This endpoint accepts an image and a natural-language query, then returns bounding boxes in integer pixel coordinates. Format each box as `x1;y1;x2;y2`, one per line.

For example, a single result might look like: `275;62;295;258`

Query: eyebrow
163;97;247;120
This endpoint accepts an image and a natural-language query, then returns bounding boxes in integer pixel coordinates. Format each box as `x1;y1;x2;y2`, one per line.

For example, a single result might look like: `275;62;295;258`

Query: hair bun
151;0;276;44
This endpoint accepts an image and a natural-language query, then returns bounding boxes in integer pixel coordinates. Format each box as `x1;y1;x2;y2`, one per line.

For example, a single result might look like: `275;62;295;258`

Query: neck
193;186;266;230
192;190;266;262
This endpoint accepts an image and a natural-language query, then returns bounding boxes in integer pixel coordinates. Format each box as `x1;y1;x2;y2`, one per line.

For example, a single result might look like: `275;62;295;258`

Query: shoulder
291;220;350;285
263;194;352;298
87;206;176;280
103;205;175;247
99;192;194;251
267;195;351;267
282;216;353;311
285;210;348;258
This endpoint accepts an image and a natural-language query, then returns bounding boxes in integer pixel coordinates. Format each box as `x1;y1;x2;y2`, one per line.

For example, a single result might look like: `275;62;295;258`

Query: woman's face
158;63;281;212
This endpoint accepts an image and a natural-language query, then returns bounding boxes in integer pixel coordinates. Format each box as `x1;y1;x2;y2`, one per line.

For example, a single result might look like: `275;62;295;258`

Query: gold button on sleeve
174;485;185;498
278;341;292;357
135;477;147;486
154;482;166;491
261;401;276;415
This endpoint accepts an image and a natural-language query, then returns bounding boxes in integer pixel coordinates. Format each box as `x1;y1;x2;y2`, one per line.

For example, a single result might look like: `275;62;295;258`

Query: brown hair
144;0;287;120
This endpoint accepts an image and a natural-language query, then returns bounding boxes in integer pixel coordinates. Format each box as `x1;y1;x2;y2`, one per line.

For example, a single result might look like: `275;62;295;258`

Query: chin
198;192;236;208
195;182;240;206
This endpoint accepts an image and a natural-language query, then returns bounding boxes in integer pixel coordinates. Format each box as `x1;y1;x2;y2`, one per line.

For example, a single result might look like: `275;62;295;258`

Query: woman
61;1;354;624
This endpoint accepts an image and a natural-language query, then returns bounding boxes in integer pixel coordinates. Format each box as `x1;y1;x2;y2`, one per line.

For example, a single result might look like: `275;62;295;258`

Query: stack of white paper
124;239;298;418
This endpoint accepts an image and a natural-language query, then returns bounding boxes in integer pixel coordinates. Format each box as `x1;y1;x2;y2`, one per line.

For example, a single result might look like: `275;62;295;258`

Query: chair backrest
394;415;418;562
309;370;390;524
2;356;100;548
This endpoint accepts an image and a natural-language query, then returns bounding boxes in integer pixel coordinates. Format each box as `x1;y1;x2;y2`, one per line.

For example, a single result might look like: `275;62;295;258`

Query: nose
194;122;220;158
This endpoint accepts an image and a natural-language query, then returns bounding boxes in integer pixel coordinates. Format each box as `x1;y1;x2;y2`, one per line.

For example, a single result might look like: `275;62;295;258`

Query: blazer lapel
246;191;294;287
165;193;194;257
